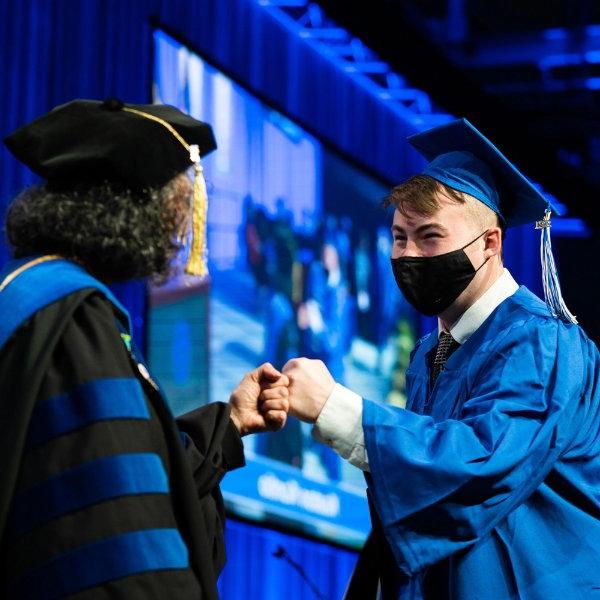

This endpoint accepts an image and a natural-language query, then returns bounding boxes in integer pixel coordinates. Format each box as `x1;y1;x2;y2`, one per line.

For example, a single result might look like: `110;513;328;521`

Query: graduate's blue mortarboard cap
407;118;560;228
406;118;577;324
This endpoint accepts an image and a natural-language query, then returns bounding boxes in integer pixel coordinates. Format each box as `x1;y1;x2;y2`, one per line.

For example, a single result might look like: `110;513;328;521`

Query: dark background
314;0;600;343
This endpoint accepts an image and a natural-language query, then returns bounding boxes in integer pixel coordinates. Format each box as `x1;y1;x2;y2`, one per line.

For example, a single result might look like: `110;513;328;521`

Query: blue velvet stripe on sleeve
8;528;189;600
8;453;169;540
25;378;150;448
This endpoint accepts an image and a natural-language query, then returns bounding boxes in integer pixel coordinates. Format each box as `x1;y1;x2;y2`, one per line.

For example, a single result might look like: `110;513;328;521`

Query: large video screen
150;30;420;548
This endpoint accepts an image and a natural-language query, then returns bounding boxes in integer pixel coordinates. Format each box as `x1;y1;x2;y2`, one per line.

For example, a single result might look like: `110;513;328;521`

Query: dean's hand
282;358;335;424
229;363;290;436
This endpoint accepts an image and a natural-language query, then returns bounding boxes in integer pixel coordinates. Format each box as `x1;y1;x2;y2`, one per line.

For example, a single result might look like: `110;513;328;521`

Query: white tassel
536;210;577;324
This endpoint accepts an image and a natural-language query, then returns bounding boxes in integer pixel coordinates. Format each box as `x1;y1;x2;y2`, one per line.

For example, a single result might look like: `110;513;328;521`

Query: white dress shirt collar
439;268;519;344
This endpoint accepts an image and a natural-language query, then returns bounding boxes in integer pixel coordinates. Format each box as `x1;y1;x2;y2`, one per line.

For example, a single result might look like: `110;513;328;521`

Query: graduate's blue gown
363;286;600;599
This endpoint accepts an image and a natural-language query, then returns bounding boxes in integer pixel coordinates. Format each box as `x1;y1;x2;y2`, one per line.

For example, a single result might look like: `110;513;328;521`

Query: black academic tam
4;99;217;191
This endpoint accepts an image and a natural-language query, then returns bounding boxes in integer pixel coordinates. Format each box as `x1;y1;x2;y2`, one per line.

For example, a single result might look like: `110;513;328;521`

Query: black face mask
391;231;489;316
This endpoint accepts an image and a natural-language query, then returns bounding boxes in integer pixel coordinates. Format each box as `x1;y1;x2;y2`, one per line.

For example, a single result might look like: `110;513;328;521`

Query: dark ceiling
315;0;600;231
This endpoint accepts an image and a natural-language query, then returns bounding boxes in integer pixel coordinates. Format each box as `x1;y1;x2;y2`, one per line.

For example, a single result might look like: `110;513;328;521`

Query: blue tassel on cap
536;209;577;324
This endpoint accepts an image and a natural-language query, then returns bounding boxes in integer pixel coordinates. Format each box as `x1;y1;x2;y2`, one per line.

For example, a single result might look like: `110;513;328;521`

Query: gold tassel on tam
121;106;210;277
185;146;209;276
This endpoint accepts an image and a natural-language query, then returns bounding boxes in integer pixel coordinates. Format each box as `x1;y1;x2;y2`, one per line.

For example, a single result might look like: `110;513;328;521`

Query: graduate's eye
423;233;442;239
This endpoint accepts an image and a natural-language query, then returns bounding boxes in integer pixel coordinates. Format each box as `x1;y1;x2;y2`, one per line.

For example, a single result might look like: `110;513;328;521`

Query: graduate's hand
229;363;290;436
282;358;335;424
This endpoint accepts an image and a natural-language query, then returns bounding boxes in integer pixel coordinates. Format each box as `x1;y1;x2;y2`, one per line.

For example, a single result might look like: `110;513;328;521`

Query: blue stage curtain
0;0;155;348
220;518;357;600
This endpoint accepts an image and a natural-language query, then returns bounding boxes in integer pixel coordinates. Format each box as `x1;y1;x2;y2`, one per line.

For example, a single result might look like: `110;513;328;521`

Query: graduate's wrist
288;383;332;423
309;393;329;423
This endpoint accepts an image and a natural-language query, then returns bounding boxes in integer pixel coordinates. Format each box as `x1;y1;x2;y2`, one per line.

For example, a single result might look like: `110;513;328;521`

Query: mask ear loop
474;254;491;273
459;229;489;251
461;229;491;271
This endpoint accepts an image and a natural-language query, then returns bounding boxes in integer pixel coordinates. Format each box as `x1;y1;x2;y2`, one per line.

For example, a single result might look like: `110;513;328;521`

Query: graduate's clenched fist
229;363;290;435
282;358;335;424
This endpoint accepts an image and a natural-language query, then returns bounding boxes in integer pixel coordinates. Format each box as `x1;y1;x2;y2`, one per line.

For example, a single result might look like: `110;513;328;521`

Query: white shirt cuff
312;383;369;471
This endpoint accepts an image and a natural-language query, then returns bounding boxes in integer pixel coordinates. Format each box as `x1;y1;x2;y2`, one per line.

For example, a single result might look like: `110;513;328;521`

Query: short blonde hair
384;174;504;236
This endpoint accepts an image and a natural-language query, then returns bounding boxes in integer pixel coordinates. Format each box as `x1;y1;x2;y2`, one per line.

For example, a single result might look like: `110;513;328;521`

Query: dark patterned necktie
430;332;460;386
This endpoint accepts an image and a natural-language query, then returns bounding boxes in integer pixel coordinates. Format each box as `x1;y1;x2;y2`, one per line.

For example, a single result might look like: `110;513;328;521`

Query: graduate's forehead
391;191;479;235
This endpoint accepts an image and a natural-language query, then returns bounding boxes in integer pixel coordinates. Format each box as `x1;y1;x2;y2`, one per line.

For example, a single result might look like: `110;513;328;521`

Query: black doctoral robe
0;258;245;599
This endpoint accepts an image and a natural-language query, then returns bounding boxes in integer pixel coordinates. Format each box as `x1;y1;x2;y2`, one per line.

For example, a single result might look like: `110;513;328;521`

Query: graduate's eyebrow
391;222;449;236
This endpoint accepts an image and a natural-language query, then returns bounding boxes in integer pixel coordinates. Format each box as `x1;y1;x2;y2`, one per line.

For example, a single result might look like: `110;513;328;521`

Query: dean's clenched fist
229;363;290;435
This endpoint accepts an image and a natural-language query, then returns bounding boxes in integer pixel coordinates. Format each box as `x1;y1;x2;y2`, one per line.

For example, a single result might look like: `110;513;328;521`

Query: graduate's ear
483;227;503;262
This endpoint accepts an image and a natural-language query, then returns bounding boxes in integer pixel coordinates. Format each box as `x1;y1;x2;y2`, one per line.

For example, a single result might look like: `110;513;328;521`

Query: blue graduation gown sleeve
363;314;594;576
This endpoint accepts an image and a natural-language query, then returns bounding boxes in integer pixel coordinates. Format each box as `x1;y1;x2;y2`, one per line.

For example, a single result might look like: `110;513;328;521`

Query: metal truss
257;0;452;127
